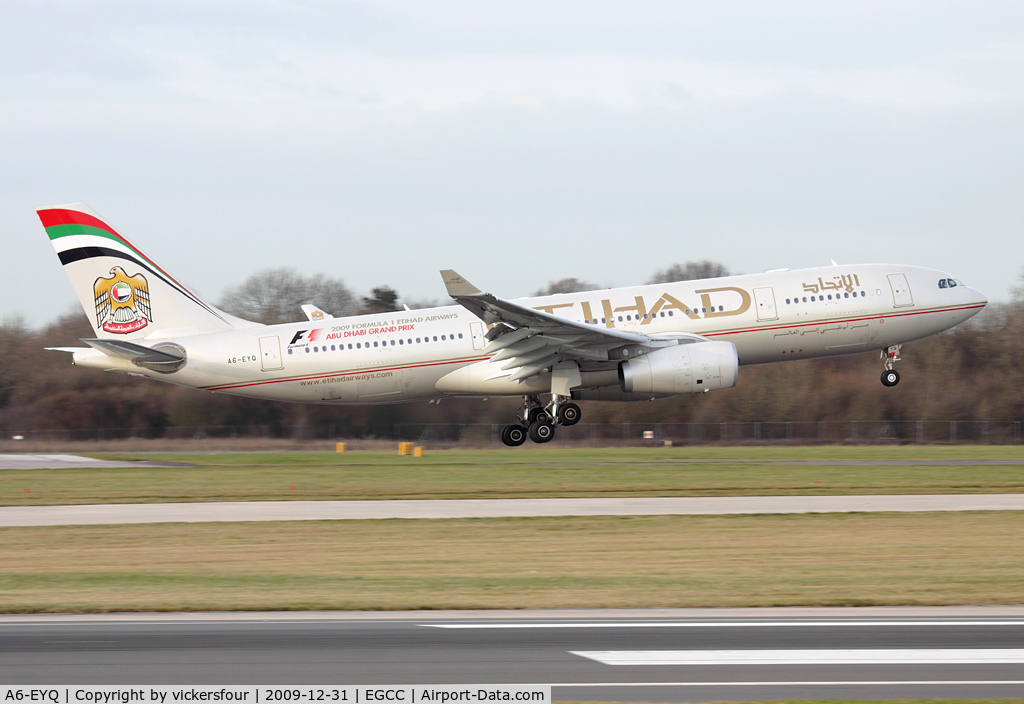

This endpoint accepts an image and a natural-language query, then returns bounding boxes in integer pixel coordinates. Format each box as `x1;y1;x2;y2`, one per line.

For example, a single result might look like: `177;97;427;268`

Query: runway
1;494;1023;526
0;454;185;470
2;609;1023;701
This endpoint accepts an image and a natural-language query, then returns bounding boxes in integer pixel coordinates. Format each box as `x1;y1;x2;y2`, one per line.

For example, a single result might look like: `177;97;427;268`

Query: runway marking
549;680;1024;687
571;649;1024;665
427;620;1024;628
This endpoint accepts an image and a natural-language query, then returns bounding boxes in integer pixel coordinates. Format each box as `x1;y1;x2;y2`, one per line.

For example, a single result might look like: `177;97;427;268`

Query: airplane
38;203;987;446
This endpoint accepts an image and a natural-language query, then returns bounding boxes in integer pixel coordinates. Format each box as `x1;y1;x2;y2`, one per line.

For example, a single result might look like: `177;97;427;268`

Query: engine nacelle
619;341;738;395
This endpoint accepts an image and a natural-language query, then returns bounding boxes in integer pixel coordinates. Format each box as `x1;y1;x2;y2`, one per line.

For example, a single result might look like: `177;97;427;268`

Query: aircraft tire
528;420;555;443
881;369;900;387
501;424;528;447
557;402;582;426
527;407;550;425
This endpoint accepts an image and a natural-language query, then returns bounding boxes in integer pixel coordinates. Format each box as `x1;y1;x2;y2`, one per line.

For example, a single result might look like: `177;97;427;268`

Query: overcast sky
3;0;1022;324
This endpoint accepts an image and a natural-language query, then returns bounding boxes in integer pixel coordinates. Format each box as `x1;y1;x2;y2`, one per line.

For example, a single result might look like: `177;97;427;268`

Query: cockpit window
947;279;957;288
938;279;947;289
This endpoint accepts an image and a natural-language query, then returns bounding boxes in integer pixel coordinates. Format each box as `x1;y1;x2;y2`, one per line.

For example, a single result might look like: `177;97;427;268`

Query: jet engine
619;341;738;395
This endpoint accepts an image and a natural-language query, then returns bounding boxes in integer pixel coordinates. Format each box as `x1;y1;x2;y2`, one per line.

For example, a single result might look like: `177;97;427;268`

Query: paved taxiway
1;494;1023;526
2;608;1023;701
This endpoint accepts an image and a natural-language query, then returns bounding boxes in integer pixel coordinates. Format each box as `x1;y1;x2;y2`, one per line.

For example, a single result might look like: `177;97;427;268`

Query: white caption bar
571;649;1024;665
0;687;550;704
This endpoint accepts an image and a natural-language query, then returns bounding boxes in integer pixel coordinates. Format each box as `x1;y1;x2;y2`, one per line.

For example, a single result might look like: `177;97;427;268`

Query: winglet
301;304;333;321
440;269;484;297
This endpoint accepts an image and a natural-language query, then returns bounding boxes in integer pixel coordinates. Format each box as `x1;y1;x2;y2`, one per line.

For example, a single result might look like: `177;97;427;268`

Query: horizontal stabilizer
80;338;186;373
82;338;182;362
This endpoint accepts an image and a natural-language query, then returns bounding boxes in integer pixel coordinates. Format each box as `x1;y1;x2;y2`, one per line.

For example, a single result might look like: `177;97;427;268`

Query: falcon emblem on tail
93;266;152;334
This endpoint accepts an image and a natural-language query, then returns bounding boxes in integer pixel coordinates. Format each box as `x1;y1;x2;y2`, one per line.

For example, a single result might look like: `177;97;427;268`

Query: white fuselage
72;263;986;404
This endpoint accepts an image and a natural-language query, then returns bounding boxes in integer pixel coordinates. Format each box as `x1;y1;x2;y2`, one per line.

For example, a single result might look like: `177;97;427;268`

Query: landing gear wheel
527;407;550;425
557;402;581;426
528;420;555;443
501;425;527;447
881;369;900;387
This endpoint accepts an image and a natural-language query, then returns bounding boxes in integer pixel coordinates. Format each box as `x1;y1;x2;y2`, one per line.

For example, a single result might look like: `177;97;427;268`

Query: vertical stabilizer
38;203;255;339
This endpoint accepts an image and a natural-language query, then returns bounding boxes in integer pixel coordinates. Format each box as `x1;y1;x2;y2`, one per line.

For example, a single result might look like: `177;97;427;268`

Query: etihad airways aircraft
39;203;987;446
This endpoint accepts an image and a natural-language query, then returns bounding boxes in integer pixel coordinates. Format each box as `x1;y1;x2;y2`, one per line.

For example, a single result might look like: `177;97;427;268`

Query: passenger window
288;349;293;355
416;338;421;343
391;340;396;345
827;295;832;300
441;335;446;341
331;345;336;351
618;316;623;322
802;297;807;303
305;348;310;353
669;311;674;316
844;293;849;298
458;333;463;339
433;336;438;341
786;299;791;304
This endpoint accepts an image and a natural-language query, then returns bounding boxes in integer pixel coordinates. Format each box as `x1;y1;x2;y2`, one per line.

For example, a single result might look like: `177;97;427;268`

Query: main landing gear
500;394;581;447
880;344;902;387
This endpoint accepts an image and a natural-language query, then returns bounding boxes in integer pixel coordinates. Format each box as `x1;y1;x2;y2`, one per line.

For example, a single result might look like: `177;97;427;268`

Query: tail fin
37;203;255;339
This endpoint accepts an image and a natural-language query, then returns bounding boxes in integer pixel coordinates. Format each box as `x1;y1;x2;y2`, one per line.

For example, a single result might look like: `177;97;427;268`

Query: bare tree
533;278;600;296
647;261;731;284
361;286;402;315
1012;265;1024;303
219;268;357;324
403;297;440;310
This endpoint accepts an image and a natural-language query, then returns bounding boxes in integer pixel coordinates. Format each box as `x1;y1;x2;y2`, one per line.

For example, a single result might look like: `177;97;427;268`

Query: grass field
2;446;1022;506
1;511;1022;612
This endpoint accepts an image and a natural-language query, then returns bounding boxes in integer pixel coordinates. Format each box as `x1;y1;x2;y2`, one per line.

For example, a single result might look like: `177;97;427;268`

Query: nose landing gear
500;394;583;446
880;345;902;387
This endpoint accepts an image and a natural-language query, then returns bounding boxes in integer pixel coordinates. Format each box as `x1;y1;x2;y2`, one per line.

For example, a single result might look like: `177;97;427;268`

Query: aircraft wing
301;304;333;321
440;269;696;382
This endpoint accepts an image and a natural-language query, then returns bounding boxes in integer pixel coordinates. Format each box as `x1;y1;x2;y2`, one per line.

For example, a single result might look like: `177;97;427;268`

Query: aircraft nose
970;287;988;307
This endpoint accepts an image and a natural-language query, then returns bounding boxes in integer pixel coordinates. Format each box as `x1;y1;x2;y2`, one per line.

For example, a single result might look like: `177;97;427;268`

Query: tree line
0;262;1020;438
